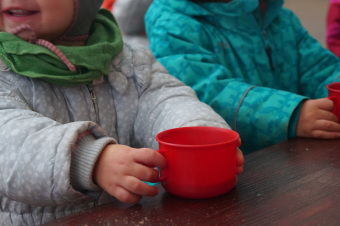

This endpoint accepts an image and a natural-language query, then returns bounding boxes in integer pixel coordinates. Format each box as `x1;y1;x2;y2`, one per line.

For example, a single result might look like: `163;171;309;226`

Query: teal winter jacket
145;0;340;153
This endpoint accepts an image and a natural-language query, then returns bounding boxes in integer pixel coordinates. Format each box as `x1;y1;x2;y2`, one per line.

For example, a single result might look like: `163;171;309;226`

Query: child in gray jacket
0;0;243;225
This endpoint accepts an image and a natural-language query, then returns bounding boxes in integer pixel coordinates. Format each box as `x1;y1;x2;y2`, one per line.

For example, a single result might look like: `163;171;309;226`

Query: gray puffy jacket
0;43;229;225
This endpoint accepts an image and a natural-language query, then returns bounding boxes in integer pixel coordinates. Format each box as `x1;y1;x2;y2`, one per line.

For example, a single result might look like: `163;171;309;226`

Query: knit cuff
70;134;116;192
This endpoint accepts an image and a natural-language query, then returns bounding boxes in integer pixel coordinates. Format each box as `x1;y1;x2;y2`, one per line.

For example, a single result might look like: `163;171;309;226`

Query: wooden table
46;138;340;225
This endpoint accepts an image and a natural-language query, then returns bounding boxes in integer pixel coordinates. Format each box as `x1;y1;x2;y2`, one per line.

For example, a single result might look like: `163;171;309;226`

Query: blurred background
284;0;329;47
108;0;331;48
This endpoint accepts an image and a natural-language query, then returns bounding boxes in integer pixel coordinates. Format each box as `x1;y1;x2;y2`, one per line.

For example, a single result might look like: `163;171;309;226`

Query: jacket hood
58;0;104;41
154;0;283;28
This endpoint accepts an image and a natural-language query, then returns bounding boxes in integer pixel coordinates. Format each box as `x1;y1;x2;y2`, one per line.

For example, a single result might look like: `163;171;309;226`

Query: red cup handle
155;150;166;182
155;175;165;183
156;149;165;155
327;96;336;101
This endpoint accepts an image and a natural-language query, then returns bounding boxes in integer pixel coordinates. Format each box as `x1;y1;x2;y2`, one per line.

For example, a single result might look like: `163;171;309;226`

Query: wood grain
45;138;340;225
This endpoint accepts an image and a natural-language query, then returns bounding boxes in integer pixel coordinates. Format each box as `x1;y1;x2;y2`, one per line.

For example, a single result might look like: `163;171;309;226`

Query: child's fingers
314;119;340;132
130;164;160;182
315;98;334;111
310;129;340;139
318;109;339;122
133;148;166;170
236;165;244;175
236;148;244;165
236;148;244;175
121;176;159;197
107;185;142;204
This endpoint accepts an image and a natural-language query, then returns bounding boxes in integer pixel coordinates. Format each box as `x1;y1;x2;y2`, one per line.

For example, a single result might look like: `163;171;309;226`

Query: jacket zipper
87;84;99;124
263;30;275;71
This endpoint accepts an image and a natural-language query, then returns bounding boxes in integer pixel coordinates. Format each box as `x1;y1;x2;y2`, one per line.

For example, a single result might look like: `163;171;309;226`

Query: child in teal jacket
145;0;340;153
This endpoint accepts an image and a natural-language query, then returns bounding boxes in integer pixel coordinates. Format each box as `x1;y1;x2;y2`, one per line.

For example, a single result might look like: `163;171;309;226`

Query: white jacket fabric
0;43;229;225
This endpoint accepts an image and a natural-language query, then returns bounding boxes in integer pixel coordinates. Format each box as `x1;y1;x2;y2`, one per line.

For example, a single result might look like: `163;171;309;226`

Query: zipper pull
87;84;99;124
88;85;96;102
263;30;275;71
265;45;275;71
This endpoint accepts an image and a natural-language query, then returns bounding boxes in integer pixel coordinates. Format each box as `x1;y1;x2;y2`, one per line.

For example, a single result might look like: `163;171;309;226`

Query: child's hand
236;148;244;175
296;98;340;139
93;144;166;204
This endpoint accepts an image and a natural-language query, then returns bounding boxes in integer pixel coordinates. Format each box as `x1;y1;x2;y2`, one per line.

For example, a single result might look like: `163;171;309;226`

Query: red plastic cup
155;126;240;199
327;82;340;120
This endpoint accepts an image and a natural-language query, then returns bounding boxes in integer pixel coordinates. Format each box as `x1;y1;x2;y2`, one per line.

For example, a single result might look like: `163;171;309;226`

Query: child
145;0;340;153
0;0;244;225
111;0;152;46
327;0;340;57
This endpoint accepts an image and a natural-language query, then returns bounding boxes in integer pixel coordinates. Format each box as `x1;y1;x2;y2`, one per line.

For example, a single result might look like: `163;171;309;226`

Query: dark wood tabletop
46;138;340;226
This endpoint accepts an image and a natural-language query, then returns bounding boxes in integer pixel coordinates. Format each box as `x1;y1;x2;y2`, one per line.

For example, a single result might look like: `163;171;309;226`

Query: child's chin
15;32;33;42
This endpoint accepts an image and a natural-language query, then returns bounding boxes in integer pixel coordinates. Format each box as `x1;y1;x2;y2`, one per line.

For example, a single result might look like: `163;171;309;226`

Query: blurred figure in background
327;0;340;57
103;0;152;45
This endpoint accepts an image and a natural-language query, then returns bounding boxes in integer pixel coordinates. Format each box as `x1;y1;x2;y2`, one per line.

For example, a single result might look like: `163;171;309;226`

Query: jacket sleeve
288;9;340;97
0;73;115;206
145;8;309;153
126;44;231;149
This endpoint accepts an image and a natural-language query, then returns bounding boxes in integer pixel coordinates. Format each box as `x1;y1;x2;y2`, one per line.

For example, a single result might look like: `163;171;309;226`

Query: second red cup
327;82;340;120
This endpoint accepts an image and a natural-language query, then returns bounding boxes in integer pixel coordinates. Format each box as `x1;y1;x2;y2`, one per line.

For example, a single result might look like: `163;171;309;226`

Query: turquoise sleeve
288;101;305;139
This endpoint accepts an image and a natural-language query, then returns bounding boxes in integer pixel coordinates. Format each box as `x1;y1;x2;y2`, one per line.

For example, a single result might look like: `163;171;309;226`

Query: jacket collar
158;0;284;29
